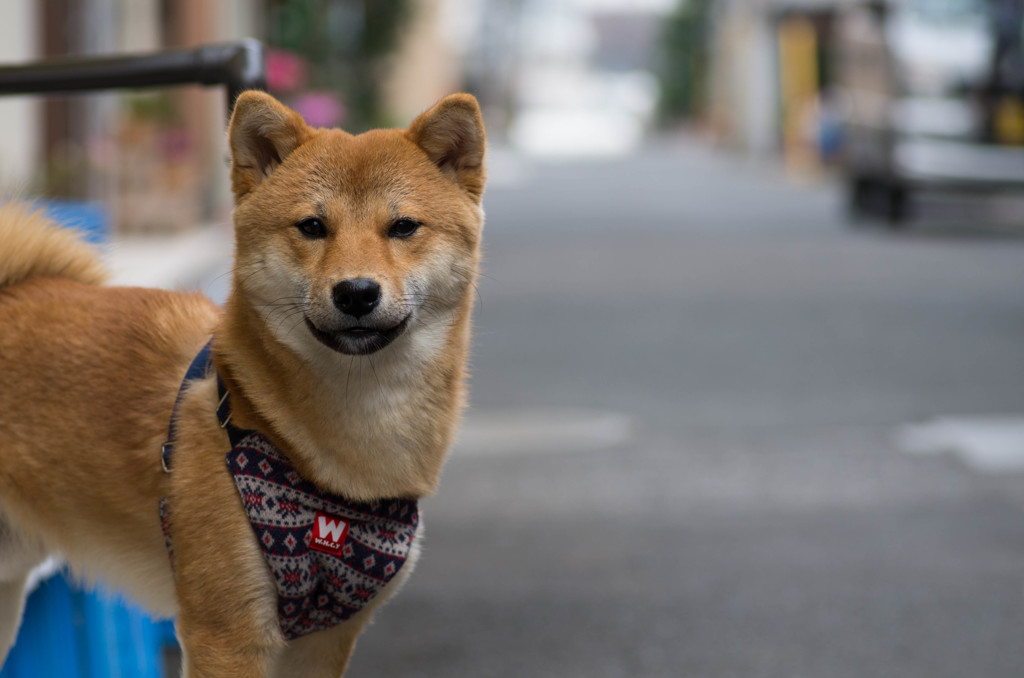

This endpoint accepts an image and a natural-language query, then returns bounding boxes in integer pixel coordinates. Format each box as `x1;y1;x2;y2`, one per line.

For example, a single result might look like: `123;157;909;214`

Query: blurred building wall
709;2;780;154
0;0;261;228
384;0;463;123
0;0;41;192
19;0;261;230
709;0;840;157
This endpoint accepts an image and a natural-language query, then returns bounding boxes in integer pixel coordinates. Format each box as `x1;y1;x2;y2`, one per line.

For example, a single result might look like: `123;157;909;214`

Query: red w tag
310;511;349;555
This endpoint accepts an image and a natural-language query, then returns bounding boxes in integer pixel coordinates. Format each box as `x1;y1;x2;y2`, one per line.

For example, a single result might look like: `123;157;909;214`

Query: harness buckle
217;388;233;428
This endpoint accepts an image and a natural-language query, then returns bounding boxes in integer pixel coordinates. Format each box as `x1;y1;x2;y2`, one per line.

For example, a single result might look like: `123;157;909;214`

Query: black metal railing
0;39;266;114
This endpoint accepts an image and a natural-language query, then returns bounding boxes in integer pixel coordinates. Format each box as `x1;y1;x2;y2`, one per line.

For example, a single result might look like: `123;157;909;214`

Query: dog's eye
388;218;421;239
296;218;327;239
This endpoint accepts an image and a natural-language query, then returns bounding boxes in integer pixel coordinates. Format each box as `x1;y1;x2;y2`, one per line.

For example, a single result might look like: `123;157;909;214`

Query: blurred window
905;0;989;26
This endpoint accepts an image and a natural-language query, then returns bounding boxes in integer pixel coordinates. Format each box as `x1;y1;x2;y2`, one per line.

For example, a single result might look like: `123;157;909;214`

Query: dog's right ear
228;91;310;198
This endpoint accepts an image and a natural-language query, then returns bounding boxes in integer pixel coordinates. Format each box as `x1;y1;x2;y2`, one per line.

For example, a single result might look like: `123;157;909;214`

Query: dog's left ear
229;91;311;199
407;94;486;203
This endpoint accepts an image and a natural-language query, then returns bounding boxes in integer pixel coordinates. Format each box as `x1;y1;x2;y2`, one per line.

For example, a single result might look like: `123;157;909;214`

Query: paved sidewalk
106;224;234;301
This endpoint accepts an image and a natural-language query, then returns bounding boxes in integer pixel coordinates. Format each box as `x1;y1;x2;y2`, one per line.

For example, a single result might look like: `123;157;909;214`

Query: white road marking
896;416;1024;473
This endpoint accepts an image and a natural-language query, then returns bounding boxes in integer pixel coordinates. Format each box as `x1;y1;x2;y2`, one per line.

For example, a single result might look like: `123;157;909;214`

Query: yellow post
778;15;821;175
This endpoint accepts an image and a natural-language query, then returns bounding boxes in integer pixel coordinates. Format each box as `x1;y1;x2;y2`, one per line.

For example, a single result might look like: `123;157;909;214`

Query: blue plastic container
35;199;108;245
0;575;178;678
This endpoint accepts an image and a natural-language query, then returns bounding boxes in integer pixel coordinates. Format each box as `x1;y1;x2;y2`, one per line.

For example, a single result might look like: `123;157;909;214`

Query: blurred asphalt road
349;141;1024;678
115;138;1024;677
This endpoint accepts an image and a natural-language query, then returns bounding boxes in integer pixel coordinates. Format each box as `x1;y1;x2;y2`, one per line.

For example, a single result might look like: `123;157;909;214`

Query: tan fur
0;91;485;677
0;203;108;287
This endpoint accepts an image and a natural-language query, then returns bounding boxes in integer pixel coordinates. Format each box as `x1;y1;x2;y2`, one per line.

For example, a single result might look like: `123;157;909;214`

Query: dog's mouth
304;316;411;356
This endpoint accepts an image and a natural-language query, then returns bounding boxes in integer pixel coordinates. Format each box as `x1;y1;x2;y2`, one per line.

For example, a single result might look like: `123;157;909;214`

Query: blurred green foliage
657;0;711;124
123;92;178;125
265;0;411;130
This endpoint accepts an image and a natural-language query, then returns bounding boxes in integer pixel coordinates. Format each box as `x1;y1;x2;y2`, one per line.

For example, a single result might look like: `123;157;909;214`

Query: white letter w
318;515;347;542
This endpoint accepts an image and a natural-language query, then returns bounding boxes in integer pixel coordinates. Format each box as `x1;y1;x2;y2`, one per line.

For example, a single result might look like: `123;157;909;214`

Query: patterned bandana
161;432;419;640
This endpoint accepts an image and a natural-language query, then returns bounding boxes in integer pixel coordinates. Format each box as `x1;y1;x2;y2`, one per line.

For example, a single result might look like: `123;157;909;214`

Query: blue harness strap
162;340;214;472
162;339;250;472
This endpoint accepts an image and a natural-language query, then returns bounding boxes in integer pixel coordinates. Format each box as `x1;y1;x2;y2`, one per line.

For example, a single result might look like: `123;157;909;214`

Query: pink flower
292;91;346;128
266;49;308;94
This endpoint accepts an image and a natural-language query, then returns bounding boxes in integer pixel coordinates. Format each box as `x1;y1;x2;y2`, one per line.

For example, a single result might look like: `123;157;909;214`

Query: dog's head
226;91;485;361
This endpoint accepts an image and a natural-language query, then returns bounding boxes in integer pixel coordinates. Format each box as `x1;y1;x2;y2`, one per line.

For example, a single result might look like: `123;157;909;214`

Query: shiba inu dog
0;90;485;676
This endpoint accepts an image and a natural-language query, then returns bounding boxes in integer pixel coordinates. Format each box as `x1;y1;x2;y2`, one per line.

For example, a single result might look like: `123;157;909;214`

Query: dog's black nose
333;278;381;318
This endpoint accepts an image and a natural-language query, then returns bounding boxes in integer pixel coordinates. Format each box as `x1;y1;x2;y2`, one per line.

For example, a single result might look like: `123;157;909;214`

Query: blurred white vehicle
837;0;1024;224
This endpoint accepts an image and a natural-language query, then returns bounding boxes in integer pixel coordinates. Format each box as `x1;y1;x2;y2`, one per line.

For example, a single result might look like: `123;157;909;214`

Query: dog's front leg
168;384;286;677
269;615;370;678
177;624;283;678
171;497;286;678
171;496;286;678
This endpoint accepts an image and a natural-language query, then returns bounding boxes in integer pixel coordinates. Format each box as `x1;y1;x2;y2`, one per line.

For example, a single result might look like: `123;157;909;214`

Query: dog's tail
0;202;107;289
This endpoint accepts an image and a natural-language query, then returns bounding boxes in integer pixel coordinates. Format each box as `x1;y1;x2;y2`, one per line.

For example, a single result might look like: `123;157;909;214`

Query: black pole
0;39;266;115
